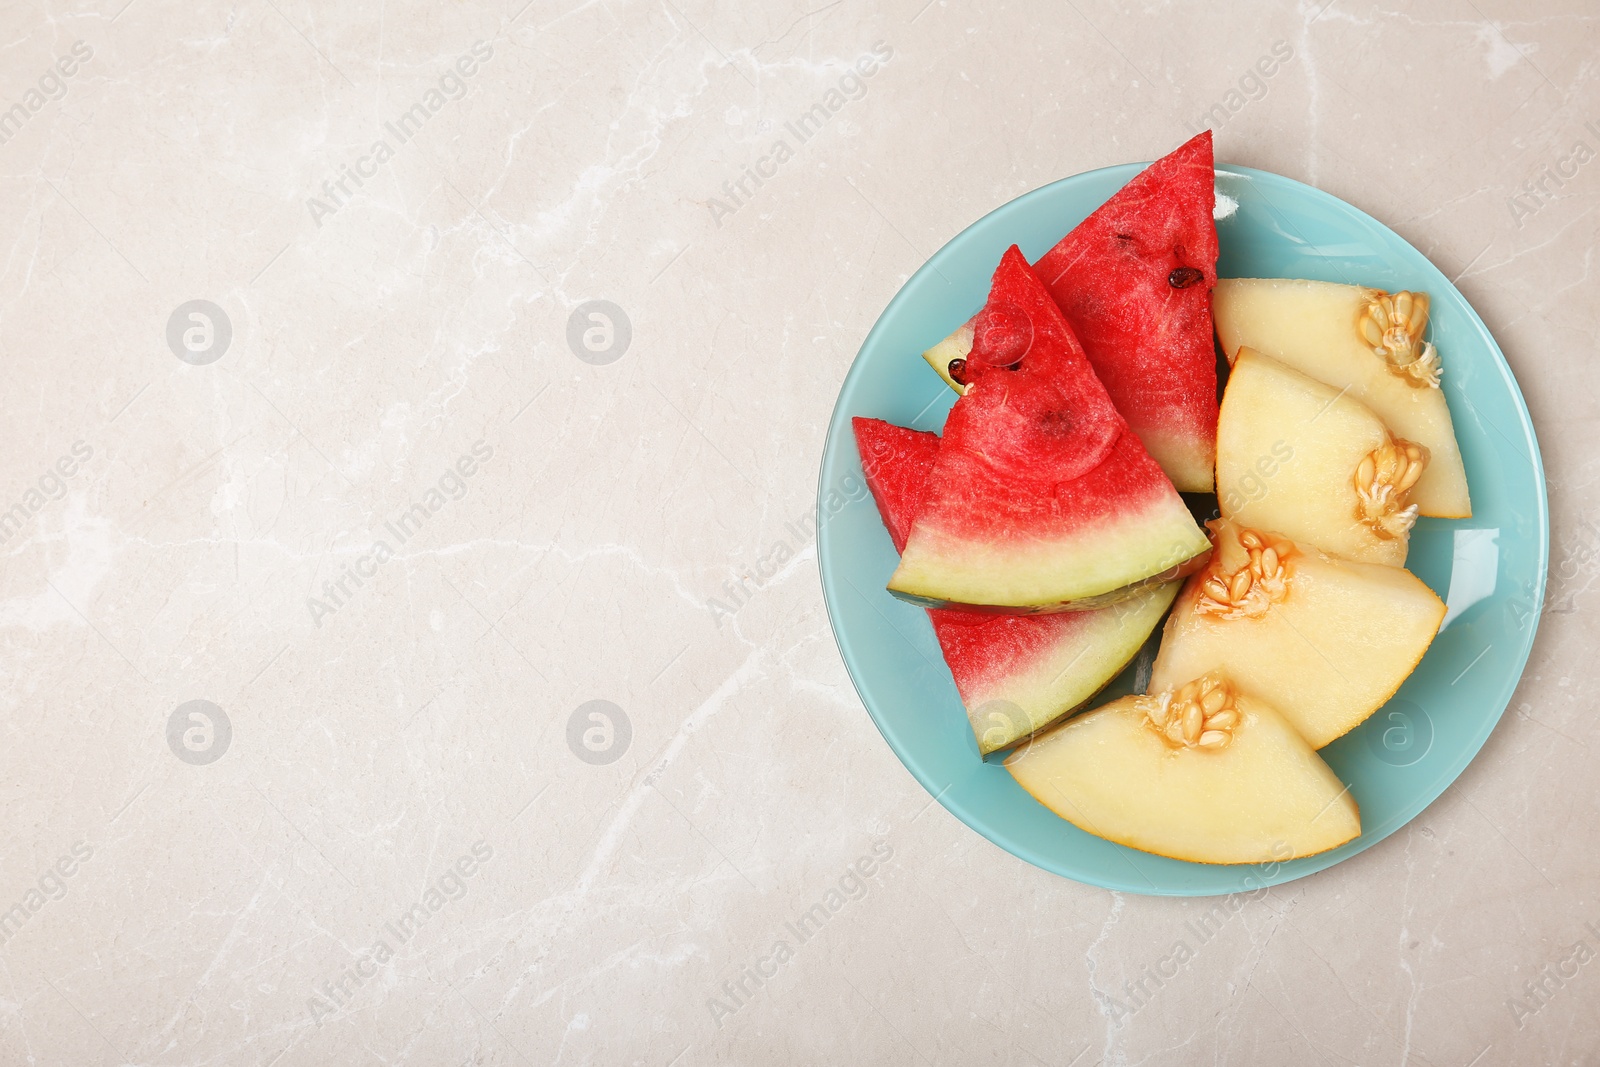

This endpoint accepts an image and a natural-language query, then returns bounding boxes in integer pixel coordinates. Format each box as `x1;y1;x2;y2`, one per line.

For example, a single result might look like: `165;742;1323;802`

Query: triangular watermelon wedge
923;131;1220;491
890;246;1210;612
854;416;1177;755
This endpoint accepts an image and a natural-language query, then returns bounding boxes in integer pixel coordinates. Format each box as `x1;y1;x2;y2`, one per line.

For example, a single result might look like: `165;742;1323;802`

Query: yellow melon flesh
1005;675;1360;864
1219;348;1423;568
1213;278;1470;518
1150;519;1445;748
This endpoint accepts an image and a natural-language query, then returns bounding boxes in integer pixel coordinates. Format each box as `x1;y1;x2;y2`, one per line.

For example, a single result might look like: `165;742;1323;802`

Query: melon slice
889;246;1211;612
1218;348;1427;568
1149;519;1446;748
922;132;1220;492
854;416;1178;755
1213;278;1470;518
1005;672;1360;864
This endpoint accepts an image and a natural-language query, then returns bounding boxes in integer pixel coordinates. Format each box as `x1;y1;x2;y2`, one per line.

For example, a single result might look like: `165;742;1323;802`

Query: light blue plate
817;163;1548;896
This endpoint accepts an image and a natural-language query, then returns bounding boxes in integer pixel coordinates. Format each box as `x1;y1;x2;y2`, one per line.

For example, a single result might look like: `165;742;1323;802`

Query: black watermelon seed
1169;266;1204;289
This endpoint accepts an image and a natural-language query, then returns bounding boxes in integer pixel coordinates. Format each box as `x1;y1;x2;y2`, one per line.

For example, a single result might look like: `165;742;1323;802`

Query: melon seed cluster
1360;290;1440;388
1354;439;1428;539
1194;529;1293;621
1146;673;1239;750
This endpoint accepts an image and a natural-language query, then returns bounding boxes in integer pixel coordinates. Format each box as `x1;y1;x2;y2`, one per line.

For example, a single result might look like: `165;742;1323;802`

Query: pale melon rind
889;494;1210;612
1136;427;1219;500
1218;348;1411;567
963;581;1179;755
1005;688;1361;864
921;318;974;394
1212;277;1470;518
1150;524;1446;748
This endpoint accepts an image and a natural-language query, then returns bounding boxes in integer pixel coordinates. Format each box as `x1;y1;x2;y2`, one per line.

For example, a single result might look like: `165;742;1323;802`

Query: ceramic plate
817;162;1548;895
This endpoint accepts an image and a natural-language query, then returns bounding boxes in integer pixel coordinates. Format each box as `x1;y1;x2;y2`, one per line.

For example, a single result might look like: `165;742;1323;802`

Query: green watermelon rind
889;495;1211;612
963;580;1180;756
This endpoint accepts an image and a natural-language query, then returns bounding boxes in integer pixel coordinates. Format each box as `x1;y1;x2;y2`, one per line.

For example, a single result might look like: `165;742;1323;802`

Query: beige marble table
0;1;1594;1063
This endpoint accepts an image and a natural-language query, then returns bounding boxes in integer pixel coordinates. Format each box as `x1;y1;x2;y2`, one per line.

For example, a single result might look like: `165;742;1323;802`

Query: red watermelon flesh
889;246;1210;613
1033;130;1219;492
922;132;1220;491
853;416;1177;755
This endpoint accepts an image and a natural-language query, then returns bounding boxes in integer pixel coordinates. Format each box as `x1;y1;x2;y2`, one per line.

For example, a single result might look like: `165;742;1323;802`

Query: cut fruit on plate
1218;348;1427;568
921;131;1220;492
889;246;1211;612
1150;518;1446;748
1005;672;1361;864
1213;277;1470;518
854;416;1179;756
818;143;1545;895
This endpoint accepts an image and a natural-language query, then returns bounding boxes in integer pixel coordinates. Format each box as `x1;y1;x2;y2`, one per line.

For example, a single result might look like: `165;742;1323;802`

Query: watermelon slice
921;131;1220;491
854;416;1177;755
889;246;1211;613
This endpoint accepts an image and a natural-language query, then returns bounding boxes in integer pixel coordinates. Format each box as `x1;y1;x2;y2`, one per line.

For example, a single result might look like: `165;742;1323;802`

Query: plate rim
817;160;1550;897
